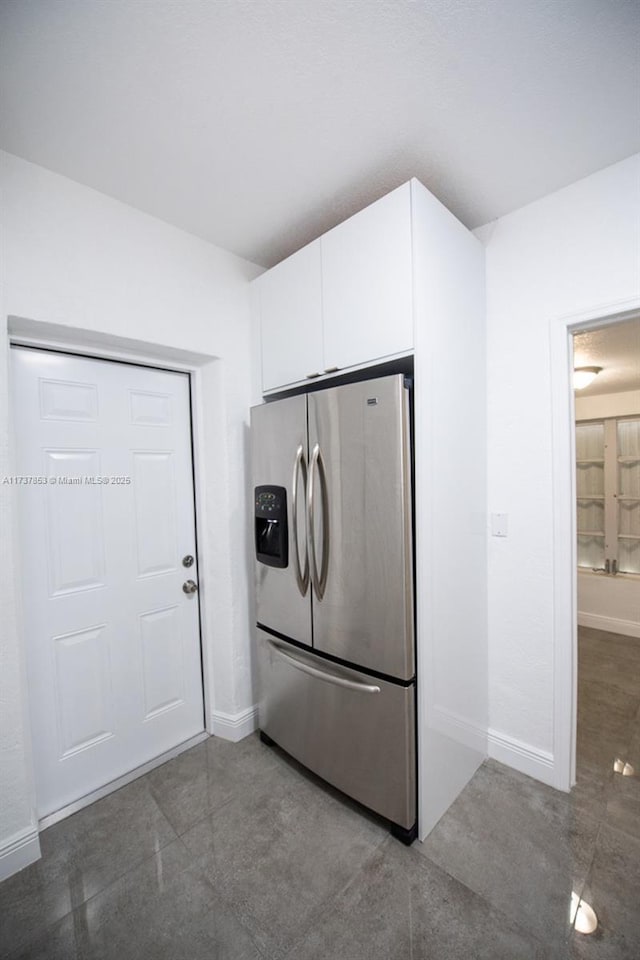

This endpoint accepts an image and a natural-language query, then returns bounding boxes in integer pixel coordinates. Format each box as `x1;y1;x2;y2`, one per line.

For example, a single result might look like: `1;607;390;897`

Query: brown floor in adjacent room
1;626;638;959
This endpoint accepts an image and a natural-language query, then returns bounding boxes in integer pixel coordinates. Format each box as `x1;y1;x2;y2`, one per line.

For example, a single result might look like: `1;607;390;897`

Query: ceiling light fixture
574;366;602;390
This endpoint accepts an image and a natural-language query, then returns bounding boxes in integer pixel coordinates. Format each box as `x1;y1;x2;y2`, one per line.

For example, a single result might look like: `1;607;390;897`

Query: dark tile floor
1;626;638;959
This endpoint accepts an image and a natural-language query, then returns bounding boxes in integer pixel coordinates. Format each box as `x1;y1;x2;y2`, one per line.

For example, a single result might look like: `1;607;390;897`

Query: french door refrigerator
251;374;416;842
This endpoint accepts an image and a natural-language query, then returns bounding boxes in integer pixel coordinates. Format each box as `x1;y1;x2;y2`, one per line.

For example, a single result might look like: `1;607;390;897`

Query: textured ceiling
0;0;638;267
574;318;640;397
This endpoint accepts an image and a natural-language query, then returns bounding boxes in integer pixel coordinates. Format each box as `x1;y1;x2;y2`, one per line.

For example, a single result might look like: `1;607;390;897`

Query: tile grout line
277;832;392;960
3;827;183;960
408;837;551;953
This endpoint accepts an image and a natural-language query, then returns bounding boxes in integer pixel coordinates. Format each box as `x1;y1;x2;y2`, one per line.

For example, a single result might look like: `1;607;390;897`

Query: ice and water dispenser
254;485;288;568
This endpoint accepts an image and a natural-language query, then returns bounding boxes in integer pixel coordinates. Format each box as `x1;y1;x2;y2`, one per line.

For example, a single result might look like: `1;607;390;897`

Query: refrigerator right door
308;375;414;680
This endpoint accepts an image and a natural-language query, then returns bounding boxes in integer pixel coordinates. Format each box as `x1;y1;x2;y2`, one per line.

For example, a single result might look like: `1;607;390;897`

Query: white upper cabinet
257;239;323;392
321;183;413;372
254;183;416;393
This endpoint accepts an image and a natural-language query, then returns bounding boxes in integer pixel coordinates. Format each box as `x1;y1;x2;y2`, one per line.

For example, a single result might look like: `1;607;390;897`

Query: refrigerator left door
251;395;312;646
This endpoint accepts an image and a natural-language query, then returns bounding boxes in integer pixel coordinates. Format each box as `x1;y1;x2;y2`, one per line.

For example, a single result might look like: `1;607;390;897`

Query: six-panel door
12;348;204;818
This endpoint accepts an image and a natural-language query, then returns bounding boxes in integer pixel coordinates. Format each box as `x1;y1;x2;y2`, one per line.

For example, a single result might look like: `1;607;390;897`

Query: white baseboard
429;712;557;791
0;825;41;882
488;728;555;788
578;612;640;639
211;706;258;743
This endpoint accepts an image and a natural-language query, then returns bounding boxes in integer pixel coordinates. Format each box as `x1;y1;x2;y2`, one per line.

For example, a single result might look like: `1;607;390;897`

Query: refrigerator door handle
292;445;309;596
308;442;329;600
266;638;381;694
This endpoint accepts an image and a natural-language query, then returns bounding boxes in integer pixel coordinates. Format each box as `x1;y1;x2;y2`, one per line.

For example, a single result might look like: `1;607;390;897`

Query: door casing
7;317;231;826
549;295;640;793
12;346;207;817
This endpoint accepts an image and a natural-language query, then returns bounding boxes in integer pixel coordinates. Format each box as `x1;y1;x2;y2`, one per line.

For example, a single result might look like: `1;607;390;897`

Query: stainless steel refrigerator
251;374;416;842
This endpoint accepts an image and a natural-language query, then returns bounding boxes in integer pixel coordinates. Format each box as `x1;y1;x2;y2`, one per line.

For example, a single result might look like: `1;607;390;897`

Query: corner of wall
210;705;259;743
487;729;556;788
0;825;41;882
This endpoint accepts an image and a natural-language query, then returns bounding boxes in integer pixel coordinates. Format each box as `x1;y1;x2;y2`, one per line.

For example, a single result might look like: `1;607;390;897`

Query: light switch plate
491;513;508;537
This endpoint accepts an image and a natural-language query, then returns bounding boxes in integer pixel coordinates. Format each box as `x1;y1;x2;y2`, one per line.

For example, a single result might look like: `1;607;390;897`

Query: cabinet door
321;183;413;372
257;239;323;391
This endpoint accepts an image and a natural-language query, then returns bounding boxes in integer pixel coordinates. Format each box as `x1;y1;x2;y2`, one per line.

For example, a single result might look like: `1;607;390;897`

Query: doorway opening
572;316;640;790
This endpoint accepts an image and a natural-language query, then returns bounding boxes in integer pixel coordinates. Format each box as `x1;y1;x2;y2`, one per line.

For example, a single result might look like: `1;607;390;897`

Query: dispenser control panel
254;485;288;568
255;488;283;515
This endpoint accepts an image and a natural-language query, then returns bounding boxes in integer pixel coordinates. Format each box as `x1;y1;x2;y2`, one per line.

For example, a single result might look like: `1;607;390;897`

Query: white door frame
549;295;640;792
7;318;230;765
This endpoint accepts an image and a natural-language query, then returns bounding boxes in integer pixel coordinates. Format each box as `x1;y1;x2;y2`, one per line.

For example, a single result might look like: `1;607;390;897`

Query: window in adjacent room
576;416;640;574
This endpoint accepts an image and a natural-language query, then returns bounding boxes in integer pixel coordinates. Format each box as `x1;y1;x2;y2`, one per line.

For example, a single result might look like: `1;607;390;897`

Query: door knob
182;579;198;594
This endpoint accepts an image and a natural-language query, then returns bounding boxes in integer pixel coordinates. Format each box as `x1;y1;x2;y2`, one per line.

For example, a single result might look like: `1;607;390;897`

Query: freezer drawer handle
292;444;309;596
308;442;329;600
266;638;381;694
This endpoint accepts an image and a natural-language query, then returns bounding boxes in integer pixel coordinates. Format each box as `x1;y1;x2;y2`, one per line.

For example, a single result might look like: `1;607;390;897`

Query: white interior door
11;347;204;818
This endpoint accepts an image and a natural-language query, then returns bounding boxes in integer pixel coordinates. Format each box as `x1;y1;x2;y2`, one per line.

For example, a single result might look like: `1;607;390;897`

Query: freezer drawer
257;629;416;830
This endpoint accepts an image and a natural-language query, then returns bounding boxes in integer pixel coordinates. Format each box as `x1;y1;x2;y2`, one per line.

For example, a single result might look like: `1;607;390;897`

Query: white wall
476;153;640;785
0;239;38;878
576;390;640;638
578;573;640;638
575;389;640;421
0;151;261;876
